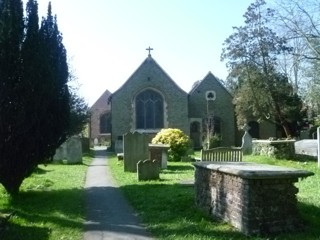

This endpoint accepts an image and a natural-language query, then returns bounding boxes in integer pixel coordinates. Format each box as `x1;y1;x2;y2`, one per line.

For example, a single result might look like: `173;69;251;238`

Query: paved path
83;147;154;240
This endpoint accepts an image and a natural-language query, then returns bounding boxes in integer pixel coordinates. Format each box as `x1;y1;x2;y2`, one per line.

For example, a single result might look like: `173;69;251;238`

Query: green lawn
0;153;319;240
109;154;320;240
0;156;91;240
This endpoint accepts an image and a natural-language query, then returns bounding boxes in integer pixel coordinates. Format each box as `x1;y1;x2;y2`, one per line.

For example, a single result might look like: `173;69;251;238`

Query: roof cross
146;46;153;56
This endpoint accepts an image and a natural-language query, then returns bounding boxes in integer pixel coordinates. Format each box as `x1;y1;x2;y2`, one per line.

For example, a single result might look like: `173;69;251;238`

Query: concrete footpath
83;147;154;240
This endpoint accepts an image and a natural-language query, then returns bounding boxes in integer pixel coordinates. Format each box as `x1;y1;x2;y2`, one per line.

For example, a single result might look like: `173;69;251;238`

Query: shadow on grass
118;183;247;240
117;182;320;240
164;164;194;173
0;224;50;240
33;167;53;175
2;188;84;240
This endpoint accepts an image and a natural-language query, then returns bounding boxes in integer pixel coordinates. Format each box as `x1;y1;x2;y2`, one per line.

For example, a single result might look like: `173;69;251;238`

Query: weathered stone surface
241;124;252;155
148;144;170;169
53;136;83;164
66;136;83;163
295;139;317;157
123;132;149;172
193;161;313;236
137;159;160;181
111;56;190;148
188;72;235;146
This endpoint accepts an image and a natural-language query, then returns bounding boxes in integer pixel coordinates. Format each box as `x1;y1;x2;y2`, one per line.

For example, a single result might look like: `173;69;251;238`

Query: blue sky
28;0;254;105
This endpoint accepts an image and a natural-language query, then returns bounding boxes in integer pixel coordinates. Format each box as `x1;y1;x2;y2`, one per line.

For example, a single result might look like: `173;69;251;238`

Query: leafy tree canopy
221;0;303;138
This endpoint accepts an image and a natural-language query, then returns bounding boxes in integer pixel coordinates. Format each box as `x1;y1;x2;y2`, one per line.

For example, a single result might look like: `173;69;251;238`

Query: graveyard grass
0;155;91;240
109;154;320;240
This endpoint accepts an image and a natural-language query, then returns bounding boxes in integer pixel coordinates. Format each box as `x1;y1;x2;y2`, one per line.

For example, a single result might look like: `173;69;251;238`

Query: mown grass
109;153;320;240
0;156;91;240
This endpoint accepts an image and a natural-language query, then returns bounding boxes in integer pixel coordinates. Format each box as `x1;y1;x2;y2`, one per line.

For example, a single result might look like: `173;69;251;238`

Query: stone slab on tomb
148;144;170;169
193;161;313;236
295;139;317;157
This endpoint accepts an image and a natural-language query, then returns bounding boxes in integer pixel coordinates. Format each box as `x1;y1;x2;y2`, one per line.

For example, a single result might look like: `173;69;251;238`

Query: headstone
53;136;82;164
66;136;82;164
53;144;67;162
137;159;160;181
93;138;99;146
241;124;252;155
123;132;149;172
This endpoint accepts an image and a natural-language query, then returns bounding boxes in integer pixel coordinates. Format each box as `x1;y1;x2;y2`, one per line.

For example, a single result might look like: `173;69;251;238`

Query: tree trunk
281;120;293;138
0;174;23;196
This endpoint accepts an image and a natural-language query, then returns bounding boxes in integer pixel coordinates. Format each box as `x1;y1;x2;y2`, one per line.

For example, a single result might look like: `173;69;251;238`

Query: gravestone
53;144;67;162
123;132;149;172
66;136;82;163
137;159;160;181
53;136;82;164
241;124;252;155
93;138;99;146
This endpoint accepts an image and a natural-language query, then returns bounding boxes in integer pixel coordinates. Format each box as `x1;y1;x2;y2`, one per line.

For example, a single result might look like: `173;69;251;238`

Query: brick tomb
192;161;313;236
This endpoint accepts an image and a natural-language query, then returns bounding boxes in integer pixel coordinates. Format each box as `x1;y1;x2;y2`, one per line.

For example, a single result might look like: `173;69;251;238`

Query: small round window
206;91;216;101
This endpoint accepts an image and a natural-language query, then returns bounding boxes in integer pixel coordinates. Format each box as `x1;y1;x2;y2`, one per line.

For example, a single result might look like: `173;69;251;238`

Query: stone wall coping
192;161;314;179
148;144;170;149
252;139;296;144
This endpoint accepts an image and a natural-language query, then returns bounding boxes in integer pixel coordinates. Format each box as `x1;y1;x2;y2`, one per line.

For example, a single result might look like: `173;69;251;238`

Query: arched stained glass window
136;89;164;129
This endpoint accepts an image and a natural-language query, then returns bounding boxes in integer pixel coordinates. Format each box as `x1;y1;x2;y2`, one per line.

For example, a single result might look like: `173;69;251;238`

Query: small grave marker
137;159;160;181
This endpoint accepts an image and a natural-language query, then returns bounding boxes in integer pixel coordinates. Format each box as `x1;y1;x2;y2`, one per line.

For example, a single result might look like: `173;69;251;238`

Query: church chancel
90;48;236;151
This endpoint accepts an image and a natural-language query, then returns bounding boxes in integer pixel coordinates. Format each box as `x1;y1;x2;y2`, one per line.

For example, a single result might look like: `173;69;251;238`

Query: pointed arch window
135;89;164;129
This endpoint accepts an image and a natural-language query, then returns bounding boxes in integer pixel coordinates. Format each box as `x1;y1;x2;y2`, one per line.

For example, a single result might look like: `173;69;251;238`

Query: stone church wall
189;73;235;146
111;57;189;148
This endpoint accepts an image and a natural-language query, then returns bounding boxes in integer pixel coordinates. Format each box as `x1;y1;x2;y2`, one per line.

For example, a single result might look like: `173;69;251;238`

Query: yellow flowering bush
152;128;190;161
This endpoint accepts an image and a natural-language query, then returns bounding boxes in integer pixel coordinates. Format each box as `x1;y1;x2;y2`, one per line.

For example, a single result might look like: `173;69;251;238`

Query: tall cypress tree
0;1;71;195
38;2;70;155
0;0;26;195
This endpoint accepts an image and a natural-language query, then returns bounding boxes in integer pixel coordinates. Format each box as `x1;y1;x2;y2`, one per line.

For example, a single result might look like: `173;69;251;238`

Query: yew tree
221;0;303;138
0;0;85;195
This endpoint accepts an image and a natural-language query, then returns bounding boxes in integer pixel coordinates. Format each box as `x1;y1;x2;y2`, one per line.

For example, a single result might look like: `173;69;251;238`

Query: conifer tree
0;1;84;195
0;0;26;195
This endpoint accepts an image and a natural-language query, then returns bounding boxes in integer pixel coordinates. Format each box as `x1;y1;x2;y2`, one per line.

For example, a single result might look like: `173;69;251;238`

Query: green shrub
152;128;190;161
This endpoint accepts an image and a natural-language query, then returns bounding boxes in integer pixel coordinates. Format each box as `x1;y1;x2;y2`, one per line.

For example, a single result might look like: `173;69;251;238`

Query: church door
190;121;201;149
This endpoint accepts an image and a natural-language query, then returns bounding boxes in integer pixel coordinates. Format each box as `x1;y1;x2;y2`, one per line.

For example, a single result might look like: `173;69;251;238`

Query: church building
90;49;236;152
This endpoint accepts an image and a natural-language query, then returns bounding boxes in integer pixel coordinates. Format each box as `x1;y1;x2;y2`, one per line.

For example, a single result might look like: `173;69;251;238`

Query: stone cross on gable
146;46;153;56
